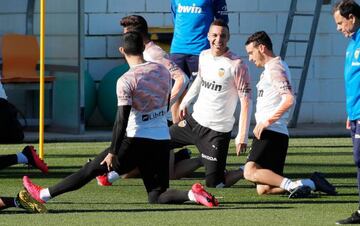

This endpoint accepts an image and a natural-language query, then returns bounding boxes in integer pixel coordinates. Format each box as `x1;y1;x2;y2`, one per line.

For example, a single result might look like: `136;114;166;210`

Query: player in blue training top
333;0;360;224
170;0;228;78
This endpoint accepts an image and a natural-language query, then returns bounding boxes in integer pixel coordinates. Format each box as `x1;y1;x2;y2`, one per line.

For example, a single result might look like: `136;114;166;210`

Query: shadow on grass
47;154;98;159
290;146;353;149
0;205;292;215
223;199;358;205
227;151;352;157
48;205;293;214
0;171;357;181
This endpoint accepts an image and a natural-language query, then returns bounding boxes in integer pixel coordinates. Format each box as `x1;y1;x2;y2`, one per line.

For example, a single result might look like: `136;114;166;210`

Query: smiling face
333;10;357;38
207;25;230;56
245;42;266;68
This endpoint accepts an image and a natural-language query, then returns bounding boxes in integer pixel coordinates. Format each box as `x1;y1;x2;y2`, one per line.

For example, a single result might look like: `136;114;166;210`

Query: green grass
0;138;357;225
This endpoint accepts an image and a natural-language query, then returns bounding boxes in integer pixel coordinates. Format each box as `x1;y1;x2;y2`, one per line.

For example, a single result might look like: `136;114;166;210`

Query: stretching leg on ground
45;148;112;199
244;161;315;195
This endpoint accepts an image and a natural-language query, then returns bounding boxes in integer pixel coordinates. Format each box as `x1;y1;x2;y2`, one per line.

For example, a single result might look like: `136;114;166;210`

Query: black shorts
112;137;170;194
169;115;231;187
247;130;289;175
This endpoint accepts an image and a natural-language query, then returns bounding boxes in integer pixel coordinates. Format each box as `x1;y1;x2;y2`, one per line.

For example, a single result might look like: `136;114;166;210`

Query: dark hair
120;15;149;38
245;31;273;51
122;31;144;55
333;0;360;19
210;19;230;32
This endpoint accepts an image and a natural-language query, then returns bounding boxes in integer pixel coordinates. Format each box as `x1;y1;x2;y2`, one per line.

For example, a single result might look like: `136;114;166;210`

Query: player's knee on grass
148;190;161;204
243;168;255;182
243;162;258;182
205;176;223;188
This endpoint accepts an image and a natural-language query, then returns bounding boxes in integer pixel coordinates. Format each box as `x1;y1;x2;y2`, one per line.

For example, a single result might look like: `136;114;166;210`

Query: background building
0;0;350;131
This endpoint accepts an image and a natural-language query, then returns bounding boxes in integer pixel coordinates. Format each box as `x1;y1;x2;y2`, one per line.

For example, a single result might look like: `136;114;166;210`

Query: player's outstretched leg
22;176;45;203
16;189;47;213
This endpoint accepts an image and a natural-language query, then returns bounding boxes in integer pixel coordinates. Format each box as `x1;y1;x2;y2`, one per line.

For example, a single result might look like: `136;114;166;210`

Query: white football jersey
117;61;171;140
183;49;251;133
255;56;293;135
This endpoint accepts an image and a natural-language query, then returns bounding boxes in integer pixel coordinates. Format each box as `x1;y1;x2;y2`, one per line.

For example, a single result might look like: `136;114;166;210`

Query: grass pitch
0;137;357;225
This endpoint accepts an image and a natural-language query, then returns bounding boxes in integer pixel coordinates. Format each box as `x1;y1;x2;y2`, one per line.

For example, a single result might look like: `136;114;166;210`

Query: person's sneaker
16;189;47;213
22;145;48;173
288;185;312;199
22;176;45;203
191;183;218;207
336;211;360;224
310;172;337;195
96;174;112;186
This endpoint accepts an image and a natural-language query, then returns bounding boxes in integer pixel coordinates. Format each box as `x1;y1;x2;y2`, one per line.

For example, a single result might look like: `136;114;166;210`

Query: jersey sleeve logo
355;49;360;60
178;120;187;127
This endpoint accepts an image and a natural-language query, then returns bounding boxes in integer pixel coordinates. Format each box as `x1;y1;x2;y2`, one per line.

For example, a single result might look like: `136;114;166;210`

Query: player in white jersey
169;19;252;188
244;31;336;197
22;32;219;208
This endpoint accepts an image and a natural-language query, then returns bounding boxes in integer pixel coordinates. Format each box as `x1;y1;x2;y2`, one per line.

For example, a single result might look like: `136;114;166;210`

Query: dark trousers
350;120;360;206
0;154;17;170
49;137;189;204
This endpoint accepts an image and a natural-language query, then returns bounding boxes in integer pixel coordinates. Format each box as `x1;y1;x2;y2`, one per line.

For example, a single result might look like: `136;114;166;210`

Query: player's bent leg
171;157;202;180
224;169;244;187
156;189;189;204
244;161;284;187
256;184;286;195
243;161;260;182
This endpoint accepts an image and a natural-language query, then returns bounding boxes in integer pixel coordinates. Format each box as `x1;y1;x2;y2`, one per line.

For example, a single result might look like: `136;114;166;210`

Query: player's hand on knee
100;153;115;171
236;143;247;156
179;107;188;120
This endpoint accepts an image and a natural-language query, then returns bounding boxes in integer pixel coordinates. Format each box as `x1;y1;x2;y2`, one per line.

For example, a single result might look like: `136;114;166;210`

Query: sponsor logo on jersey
177;3;202;13
355;49;360;60
201;79;222;91
142;110;165;121
218;68;225;77
201;153;218;161
258;89;264;97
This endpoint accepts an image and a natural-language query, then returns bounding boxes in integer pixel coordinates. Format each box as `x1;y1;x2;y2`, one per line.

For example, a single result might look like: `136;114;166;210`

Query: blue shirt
345;28;360;120
170;0;228;55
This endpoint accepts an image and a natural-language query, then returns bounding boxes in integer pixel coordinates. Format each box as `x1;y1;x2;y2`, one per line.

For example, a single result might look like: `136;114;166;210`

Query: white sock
280;178;298;191
297;179;316;190
39;188;51;202
107;171;120;183
16;153;28;164
188;190;195;202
